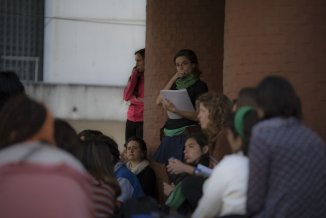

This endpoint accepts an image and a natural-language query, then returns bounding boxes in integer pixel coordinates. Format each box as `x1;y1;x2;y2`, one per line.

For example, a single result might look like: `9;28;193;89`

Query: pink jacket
123;69;144;122
0;142;95;218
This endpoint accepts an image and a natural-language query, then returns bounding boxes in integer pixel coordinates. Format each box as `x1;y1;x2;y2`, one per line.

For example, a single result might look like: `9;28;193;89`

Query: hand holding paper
162;98;177;113
160;89;195;119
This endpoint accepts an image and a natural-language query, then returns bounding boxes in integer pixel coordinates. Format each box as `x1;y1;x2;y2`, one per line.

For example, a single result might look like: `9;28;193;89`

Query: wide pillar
145;0;225;155
223;0;326;140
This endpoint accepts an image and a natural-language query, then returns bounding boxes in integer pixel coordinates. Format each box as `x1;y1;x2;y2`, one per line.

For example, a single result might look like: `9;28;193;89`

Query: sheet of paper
160;89;195;119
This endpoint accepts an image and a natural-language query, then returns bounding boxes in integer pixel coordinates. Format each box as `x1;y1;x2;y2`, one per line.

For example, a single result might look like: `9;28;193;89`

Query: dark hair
78;129;104;141
0;95;47;148
256;75;302;119
135;48;145;59
126;136;148;160
186;132;208;151
54;119;81;156
185;132;210;166
196;92;233;143
235;87;258;110
227;108;259;155
173;49;202;76
79;137;121;196
0;71;25;109
130;48;145;98
79;130;121;165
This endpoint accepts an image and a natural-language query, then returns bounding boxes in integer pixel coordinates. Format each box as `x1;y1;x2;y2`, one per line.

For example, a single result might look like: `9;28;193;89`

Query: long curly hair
196;92;232;144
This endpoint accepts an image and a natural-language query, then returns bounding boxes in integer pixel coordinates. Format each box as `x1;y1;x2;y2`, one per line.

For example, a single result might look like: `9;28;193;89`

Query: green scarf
165;182;185;209
175;73;199;90
164;125;198;137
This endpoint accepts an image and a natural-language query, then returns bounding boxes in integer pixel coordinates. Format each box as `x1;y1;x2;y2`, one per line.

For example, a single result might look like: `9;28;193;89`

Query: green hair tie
235;106;253;139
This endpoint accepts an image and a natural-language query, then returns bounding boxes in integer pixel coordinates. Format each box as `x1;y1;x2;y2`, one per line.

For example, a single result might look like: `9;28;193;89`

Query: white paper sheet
160;89;195;119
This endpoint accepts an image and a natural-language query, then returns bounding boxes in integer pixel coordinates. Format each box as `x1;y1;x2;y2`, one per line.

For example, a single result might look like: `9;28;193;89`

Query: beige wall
67;119;126;151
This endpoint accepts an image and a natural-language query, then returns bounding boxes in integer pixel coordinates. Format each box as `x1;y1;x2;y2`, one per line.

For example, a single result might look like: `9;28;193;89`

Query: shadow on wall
67;119;126;151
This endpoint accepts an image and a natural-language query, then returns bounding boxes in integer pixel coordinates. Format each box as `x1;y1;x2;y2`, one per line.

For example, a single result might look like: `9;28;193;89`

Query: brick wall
144;0;225;155
223;0;326;141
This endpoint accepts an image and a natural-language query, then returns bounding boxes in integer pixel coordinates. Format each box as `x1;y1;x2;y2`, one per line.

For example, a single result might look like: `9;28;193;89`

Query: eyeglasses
176;61;190;67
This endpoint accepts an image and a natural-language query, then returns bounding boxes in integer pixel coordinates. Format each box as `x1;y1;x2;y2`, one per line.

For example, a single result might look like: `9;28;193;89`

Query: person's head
79;136;121;196
173;49;201;77
135;48;145;72
78;129;103;141
125;136;148;163
0;95;55;149
197;92;233;140
233;87;258;111
54;119;81;156
79;130;121;165
227;106;259;156
255;75;302;120
0;71;25;109
183;132;209;165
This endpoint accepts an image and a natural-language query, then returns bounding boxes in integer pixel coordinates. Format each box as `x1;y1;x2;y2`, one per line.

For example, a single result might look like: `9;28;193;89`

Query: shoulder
115;163;141;183
213;153;248;175
192;80;208;91
115;164;132;177
221;153;248;165
0;142;85;172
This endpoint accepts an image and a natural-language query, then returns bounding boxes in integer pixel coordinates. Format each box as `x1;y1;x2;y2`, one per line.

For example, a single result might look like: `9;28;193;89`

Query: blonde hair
197;92;232;143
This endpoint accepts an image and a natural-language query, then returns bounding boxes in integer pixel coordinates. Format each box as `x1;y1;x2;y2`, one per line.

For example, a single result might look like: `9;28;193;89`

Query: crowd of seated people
1;61;326;218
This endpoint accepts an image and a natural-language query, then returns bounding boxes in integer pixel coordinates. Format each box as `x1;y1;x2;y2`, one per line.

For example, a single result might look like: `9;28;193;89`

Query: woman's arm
162;98;198;121
123;69;139;101
167;158;195;175
155;72;185;105
163;182;175;196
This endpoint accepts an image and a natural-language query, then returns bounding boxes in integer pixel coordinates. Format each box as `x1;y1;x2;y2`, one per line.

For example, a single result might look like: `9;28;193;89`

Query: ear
233;137;243;152
202;145;209;154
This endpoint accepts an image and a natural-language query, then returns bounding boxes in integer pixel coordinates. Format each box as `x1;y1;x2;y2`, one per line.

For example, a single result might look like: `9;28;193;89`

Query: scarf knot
126;160;149;175
175;73;199;89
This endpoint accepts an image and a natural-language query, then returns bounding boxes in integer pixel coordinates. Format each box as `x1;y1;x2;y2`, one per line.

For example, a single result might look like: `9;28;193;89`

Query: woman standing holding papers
153;49;208;164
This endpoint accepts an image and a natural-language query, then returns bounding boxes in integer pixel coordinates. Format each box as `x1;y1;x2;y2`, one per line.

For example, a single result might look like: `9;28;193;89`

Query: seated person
0;95;94;218
79;130;144;203
125;136;158;199
193;107;259;218
164;132;209;216
79;135;121;217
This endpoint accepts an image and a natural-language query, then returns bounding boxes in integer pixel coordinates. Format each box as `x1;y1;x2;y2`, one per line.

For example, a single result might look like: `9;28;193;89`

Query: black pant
125;120;143;142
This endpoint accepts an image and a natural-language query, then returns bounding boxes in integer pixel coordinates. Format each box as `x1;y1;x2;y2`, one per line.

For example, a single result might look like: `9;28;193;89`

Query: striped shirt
92;178;116;218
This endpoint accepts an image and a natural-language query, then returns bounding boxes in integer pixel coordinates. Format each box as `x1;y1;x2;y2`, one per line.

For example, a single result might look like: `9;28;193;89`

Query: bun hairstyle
227;106;259;155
